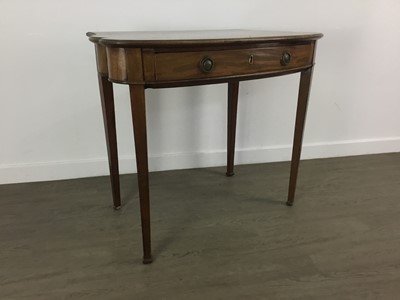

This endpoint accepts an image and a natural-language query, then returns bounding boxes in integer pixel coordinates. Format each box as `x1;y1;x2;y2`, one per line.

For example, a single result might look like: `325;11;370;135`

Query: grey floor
1;153;400;300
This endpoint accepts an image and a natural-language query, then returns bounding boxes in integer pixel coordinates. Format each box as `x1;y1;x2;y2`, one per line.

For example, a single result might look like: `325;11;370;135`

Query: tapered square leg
287;67;314;206
97;74;121;209
226;81;239;177
129;84;152;264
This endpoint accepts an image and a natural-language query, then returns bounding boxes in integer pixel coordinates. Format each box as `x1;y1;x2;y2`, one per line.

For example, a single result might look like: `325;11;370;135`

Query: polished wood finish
126;48;152;264
88;30;322;263
154;44;313;82
87;30;322;47
129;84;152;264
226;81;239;177
97;74;121;209
95;44;108;75
102;45;316;86
287;67;314;206
106;47;126;82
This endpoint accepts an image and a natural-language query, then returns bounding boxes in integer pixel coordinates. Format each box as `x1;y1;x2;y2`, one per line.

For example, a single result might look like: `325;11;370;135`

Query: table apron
95;41;316;85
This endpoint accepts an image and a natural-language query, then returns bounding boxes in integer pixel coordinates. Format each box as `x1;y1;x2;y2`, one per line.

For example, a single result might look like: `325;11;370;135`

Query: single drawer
154;44;313;81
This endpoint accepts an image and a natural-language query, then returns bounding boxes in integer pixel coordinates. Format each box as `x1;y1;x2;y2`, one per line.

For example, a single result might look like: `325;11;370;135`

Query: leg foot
143;256;153;264
226;172;235;177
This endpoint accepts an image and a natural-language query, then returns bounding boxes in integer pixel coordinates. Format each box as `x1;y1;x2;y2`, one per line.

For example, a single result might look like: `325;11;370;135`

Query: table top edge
86;30;323;47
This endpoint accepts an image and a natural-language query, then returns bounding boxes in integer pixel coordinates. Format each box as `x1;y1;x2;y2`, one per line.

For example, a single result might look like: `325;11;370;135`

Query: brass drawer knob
200;56;214;73
281;51;292;66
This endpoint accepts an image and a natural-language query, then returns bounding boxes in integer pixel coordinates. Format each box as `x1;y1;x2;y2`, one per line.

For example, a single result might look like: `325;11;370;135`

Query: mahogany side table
87;30;323;264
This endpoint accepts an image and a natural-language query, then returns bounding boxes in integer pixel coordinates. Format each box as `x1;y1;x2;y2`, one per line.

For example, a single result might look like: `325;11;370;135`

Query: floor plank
1;153;400;299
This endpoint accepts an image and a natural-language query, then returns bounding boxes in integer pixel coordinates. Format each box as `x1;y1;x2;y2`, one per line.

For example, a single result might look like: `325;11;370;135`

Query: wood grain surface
1;153;400;299
88;30;322;263
154;44;313;81
87;29;322;47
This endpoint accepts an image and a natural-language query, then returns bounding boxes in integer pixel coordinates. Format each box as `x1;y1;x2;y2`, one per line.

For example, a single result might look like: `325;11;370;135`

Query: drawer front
154;44;313;81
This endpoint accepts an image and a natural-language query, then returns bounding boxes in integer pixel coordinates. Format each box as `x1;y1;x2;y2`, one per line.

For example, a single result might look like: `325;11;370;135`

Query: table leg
287;67;314;206
98;74;121;209
129;84;152;264
226;81;239;177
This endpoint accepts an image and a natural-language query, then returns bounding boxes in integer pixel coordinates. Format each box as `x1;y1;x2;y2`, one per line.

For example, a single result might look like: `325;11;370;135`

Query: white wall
1;0;400;184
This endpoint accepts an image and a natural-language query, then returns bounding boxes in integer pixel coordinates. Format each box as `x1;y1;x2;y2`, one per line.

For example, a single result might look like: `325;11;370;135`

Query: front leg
226;81;239;176
287;67;314;206
98;74;121;209
129;84;152;264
